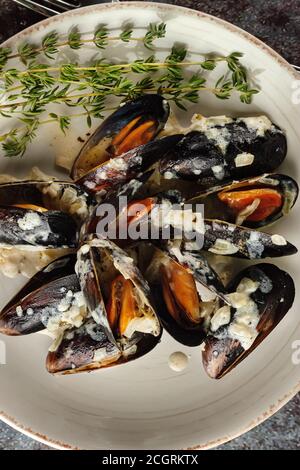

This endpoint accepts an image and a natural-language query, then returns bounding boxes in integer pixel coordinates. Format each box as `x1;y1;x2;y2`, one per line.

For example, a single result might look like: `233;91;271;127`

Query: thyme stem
0;22;259;158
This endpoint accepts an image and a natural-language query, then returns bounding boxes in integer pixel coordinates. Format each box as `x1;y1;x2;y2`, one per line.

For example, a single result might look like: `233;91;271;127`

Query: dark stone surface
0;0;299;451
0;0;299;63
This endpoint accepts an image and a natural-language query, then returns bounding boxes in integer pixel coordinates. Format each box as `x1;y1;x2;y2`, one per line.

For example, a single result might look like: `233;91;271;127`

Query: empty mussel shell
160;115;287;186
202;263;295;378
188;173;298;229
0;254;79;335
71;94;170;180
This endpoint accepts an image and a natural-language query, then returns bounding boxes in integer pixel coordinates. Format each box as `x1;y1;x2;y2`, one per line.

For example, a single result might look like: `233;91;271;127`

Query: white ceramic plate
0;2;299;450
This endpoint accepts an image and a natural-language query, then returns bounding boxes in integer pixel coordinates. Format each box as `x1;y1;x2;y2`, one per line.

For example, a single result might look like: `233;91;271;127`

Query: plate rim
0;0;299;450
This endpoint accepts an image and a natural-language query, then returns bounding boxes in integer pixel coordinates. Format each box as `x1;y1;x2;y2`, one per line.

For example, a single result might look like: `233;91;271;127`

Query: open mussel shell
0;206;78;249
85;190;185;248
146;243;224;346
189;173;298;229
0;180;93;223
159;115;287;186
0;255;78;335
71;94;170;180
46;318;122;374
76;134;182;197
47;242;120;374
202;263;295;379
203;219;297;259
158;239;226;299
81;170;156;242
47;239;161;374
104;190;183;248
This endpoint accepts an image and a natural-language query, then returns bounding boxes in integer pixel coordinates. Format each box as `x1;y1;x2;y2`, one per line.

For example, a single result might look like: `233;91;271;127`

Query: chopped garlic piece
208;238;239;255
16;306;23;317
271;234;287;246
235;198;260;226
210;305;231;332
123;316;158;339
234;152;255;167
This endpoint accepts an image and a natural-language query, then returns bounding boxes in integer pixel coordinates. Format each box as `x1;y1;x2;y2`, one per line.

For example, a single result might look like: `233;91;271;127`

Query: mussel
0;254;81;335
0;206;78;249
0;99;297;379
203;220;297;259
81;170;156;241
0;180;93;223
189;173;298;228
71;94;170;180
160;115;287;186
145;242;224;346
46;239;161;374
202;263;295;378
76;135;182;198
100;191;297;260
0;180;94;249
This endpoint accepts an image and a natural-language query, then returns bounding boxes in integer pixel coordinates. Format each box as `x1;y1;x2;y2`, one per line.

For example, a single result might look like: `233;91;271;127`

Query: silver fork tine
13;0;60;16
43;0;81;9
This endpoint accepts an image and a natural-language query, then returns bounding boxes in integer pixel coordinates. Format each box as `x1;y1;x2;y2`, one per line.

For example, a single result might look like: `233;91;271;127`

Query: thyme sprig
0;22;259;157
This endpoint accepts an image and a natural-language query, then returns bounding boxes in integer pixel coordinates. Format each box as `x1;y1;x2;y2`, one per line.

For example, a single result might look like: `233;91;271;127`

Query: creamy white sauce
169;245;202;271
84;321;105;342
168;351;189;372
210;305;231;332
80;244;90;255
190;114;233;129
108;157;128;171
226;278;260;350
46;290;87;351
246;231;265;259
236;277;259;294
122;343;138;358
150;200;205;236
16;305;23;317
189;114;233;154
33;167;89;220
210;277;263;350
238;116;274;137
93;347;109;362
0;247;72;279
258;274;273;293
17;212;42;231
123;316;158;339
